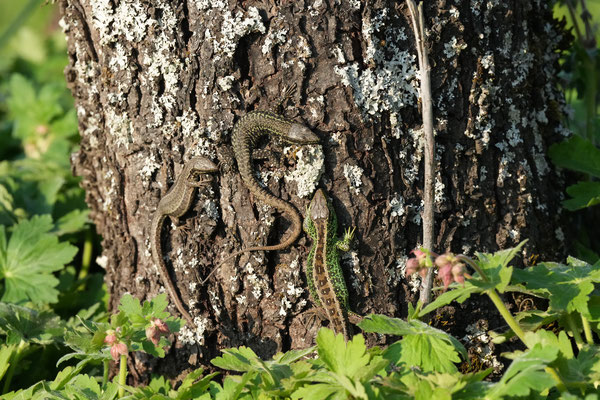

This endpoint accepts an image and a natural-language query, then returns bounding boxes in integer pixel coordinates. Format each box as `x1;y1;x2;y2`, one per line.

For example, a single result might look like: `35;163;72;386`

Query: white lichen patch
91;1;156;46
443;36;467;58
463;322;504;373
178;110;217;159
435;175;446;204
284;145;325;198
139;152;161;183
178;316;210;345
244;263;271;300
203;200;220;221
214;7;265;61
334;7;417;133
262;16;288;55
343;164;364;195
217;75;235;91
390;194;405;218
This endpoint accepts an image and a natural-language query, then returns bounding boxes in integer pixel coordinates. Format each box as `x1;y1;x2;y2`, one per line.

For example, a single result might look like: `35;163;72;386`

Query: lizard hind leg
273;82;298;114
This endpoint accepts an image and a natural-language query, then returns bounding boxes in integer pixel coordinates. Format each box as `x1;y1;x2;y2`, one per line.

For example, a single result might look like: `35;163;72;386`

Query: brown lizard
150;156;218;327
206;108;319;281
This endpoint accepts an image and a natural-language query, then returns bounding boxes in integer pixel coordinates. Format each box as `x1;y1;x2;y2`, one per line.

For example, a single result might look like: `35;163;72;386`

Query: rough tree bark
60;0;570;382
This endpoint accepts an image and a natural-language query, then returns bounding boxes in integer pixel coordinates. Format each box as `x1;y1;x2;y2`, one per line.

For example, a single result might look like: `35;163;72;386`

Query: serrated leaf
0;303;64;345
211;346;261;372
486;344;558;398
118;294;143;317
317;328;370;377
563;181;600;210
0;215;78;304
54;209;89;236
549;135;600;177
360;315;465;373
512;260;600;316
473;241;527;293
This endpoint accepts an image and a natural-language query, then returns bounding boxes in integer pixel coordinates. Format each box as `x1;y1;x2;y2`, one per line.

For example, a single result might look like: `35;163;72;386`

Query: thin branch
406;0;436;305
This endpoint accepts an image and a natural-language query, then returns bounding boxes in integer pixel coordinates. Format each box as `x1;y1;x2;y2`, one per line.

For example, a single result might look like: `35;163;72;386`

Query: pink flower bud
153;318;170;334
438;263;453;289
146;326;160;345
110;342;128;361
452;263;466;285
406;258;419;276
104;331;117;345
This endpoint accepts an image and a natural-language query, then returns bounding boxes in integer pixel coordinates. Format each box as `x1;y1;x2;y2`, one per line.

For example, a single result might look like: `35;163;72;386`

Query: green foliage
512;257;600;317
0;2;100;394
549;136;600;210
359;314;466;373
0;215;78;304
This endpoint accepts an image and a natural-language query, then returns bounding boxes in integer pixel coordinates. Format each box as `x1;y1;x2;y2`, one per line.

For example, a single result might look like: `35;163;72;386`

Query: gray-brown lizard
150;156;218;327
208;110;319;280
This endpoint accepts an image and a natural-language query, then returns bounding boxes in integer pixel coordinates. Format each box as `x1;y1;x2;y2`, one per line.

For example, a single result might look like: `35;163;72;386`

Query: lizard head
188;156;219;173
286;123;320;144
309;188;330;222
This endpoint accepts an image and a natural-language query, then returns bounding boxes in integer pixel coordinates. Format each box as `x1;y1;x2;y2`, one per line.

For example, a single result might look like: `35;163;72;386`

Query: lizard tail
151;213;196;327
203;185;302;284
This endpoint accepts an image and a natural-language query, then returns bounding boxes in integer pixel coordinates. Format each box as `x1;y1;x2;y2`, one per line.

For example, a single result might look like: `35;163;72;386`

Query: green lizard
150;156;218;328
304;188;356;340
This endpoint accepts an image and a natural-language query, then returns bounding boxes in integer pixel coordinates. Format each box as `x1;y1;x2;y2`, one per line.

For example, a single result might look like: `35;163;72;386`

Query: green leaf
359;315;465;373
0;343;16;381
211;346;262;372
486;344;558;398
511;259;600;316
177;368;219;399
418;284;479;317
562;181;600;210
0;215;78;304
473;241;527;293
0;302;64;345
549;136;600;177
317;328;370;377
119;293;144;317
54;209;89;236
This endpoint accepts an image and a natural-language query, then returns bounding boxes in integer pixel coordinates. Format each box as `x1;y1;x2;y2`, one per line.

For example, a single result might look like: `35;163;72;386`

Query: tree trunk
60;0;569;382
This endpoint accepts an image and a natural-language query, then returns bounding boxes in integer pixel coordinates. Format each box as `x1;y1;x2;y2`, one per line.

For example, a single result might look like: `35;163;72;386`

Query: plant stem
79;229;93;280
581;314;594;345
486;289;528;345
102;359;109;390
566;312;584;350
118;354;127;398
457;255;489;282
406;0;436;306
1;341;27;394
545;367;567;393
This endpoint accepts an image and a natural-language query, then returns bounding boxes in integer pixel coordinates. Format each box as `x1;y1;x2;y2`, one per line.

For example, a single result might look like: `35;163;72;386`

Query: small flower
146;318;171;345
110;342;128;361
405;248;432;279
435;253;467;289
104;330;118;346
452;263;466;285
438;263;453;289
405;257;420;276
153;318;170;334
